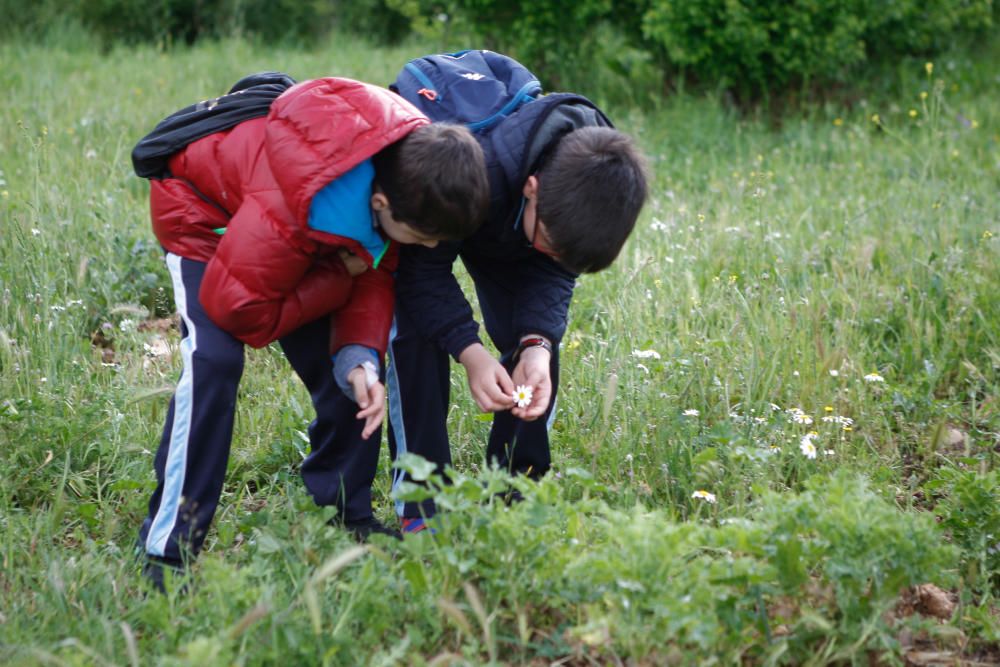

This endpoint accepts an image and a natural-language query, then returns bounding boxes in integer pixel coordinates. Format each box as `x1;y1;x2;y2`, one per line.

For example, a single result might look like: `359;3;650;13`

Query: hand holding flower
511;343;551;421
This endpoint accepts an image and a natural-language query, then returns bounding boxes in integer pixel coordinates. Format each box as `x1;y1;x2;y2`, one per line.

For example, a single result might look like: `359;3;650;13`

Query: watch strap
512;336;552;364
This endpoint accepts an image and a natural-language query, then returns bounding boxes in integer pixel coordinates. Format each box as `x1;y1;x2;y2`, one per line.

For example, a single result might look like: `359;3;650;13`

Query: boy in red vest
136;76;488;590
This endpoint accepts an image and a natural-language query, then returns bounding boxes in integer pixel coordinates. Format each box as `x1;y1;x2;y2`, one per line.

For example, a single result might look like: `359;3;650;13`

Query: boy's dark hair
537;127;649;273
372;123;488;240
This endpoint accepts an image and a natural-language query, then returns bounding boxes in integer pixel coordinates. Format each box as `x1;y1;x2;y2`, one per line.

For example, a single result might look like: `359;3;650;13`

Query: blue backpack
392;50;541;133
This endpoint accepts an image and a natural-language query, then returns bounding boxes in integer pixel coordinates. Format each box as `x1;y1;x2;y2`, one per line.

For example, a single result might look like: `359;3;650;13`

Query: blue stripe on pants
145;253;198;556
140;254;244;561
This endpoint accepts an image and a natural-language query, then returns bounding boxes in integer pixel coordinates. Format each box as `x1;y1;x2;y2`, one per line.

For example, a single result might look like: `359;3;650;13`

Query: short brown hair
537;127;649;273
372;123;488;240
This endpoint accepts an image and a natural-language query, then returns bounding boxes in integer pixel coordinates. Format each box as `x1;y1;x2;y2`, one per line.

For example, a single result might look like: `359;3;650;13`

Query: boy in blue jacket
387;52;649;531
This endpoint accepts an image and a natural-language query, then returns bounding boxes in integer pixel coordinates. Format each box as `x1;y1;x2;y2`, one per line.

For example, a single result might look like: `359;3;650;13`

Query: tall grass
1;33;998;664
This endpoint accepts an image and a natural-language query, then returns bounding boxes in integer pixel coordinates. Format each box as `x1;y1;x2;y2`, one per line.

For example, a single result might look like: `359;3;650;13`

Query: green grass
1;30;999;665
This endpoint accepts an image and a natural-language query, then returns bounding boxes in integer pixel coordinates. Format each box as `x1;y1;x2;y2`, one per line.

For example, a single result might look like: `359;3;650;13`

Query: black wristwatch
512;336;553;364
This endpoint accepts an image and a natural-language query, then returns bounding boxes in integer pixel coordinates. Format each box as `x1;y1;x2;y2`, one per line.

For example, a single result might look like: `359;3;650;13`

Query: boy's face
371;192;440;248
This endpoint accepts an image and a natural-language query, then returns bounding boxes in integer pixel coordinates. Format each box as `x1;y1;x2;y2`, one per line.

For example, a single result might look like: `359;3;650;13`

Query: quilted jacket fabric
148;77;428;354
394;93;612;359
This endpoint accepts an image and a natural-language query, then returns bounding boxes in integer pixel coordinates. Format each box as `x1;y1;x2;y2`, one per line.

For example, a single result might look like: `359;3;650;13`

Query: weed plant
1;32;998;664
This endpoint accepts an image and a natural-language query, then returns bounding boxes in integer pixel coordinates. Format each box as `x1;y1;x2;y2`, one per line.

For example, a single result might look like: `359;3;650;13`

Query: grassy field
2;30;1000;665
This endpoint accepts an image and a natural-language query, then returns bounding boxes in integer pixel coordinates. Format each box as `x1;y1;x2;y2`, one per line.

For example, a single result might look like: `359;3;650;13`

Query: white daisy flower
632;349;661;360
683;409;699;417
691;490;717;504
800;433;818;459
512;385;533;408
787;408;813;425
863;372;885;383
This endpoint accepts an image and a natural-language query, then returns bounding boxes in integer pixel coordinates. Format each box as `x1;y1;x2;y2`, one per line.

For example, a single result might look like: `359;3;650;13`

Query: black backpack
131;71;296;179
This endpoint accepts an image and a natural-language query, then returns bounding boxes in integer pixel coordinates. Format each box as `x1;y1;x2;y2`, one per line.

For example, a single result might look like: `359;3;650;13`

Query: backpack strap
132;72;296;179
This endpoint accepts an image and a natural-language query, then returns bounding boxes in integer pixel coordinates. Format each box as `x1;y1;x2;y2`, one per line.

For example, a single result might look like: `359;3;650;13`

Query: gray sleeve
332;344;379;398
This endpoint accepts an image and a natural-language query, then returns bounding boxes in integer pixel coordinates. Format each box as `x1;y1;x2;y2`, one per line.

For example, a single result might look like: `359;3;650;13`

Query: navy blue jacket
395;94;613;358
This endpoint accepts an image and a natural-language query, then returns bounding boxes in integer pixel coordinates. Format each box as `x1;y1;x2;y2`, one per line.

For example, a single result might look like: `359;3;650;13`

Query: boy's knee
191;347;244;378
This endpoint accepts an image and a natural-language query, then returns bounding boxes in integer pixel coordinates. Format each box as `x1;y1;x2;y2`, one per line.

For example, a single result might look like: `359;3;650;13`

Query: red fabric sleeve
200;194;353;347
330;264;395;356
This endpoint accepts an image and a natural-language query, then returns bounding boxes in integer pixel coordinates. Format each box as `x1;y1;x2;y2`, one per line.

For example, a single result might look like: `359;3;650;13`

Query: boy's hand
511;345;552;421
458;344;515;412
347;368;385;439
338;249;368;277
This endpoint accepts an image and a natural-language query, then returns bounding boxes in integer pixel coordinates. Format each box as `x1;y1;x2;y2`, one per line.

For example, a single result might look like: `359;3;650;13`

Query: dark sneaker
338;515;401;542
142;556;186;595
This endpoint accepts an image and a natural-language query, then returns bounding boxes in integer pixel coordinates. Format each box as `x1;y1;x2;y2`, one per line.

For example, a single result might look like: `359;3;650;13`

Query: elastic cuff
445;333;483;362
332;345;380;397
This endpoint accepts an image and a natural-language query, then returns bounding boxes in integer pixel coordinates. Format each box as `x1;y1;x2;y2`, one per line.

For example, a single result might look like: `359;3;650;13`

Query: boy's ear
370;191;390;211
522;174;539;200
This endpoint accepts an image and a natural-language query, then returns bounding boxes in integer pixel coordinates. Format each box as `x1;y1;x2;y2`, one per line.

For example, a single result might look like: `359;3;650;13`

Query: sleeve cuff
443;331;483;362
332;345;380;397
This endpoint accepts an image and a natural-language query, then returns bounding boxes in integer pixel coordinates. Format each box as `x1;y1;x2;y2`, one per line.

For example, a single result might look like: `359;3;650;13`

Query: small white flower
829;370;839;377
787;408;813;425
792;370;800;377
31;228;41;236
512;385;533;408
863;372;885;383
821;415;854;426
632;349;661;360
683;409;699;417
625;453;633;463
691;490;717;504
824;449;836;456
800;433;818;459
143;338;171;358
119;319;135;332
769;403;782;412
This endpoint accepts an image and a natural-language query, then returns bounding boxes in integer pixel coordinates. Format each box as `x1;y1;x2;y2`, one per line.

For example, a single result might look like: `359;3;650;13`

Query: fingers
512;383;551;421
510;368;552;421
337;249;368;277
348;370;369;409
356;382;385;439
471;385;510;412
473;368;516;412
496;369;515;398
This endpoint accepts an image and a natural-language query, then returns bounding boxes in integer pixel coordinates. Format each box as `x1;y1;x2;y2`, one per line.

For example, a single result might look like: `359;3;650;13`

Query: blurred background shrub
1;0;995;102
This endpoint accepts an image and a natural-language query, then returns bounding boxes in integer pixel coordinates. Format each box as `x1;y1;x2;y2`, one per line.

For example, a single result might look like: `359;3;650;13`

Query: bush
640;0;995;100
393;461;956;661
933;467;1000;596
76;0;341;44
387;0;995;103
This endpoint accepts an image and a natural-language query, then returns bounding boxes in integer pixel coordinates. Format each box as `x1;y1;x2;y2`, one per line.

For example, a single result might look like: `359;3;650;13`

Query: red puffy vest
148;78;428;354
